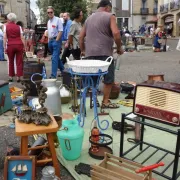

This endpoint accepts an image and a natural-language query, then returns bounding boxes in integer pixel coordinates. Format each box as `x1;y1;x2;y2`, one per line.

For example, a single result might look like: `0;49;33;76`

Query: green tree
36;0;49;23
36;0;88;23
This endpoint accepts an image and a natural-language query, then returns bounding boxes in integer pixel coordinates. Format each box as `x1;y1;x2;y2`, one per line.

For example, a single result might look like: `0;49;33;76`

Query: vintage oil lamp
90;126;100;153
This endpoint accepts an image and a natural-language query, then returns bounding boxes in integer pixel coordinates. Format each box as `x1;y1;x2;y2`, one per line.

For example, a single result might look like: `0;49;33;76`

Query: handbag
158;39;163;44
71;48;81;60
40;34;48;44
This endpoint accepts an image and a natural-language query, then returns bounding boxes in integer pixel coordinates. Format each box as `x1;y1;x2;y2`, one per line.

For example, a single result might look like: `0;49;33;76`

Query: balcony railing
153;8;158;15
140;8;149;15
170;0;180;10
160;3;169;13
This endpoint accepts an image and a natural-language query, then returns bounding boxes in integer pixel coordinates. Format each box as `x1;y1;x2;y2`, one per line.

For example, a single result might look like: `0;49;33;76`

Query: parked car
34;24;47;56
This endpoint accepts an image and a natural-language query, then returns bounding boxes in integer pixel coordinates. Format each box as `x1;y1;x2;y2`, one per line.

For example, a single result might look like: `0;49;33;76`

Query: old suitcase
0;80;12;114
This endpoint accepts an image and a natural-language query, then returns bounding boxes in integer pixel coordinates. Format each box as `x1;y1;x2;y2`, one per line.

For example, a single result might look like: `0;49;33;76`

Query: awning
145;17;158;24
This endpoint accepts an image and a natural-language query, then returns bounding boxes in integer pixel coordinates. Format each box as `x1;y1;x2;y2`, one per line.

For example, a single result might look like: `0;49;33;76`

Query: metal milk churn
42;79;62;116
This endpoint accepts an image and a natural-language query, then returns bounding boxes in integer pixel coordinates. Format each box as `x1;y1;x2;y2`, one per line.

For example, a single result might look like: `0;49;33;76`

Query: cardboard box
0;80;12;114
10;87;23;98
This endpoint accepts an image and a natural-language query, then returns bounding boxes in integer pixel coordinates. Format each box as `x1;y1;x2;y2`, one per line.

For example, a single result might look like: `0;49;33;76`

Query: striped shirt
47;16;63;39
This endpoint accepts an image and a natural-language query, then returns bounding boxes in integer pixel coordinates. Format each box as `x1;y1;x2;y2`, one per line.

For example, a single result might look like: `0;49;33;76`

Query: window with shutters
0;5;4;14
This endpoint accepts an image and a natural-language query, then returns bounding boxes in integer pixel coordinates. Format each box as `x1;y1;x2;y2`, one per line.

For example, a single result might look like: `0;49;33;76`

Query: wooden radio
133;81;180;126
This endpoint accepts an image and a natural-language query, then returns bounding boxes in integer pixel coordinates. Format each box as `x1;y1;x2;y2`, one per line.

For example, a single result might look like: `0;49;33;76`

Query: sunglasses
47;12;53;14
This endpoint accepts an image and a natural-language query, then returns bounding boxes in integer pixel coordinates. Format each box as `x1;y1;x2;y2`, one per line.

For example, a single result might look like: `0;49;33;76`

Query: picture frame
4;156;36;180
26;52;33;58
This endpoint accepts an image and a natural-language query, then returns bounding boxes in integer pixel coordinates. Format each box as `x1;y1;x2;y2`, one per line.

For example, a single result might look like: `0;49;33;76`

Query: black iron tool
75;163;92;177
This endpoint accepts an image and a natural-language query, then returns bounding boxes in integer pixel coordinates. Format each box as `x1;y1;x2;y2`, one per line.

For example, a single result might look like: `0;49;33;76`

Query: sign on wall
122;0;129;11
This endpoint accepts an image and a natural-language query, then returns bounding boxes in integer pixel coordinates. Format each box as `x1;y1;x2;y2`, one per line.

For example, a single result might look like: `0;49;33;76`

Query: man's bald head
63;12;70;21
59;13;63;18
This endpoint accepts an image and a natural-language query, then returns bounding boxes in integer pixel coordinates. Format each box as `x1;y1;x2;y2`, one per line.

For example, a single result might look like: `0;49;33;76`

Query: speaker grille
149;90;166;107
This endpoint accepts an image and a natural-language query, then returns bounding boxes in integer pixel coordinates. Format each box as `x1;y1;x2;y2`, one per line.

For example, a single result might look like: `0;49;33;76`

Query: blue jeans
0;39;4;60
48;39;64;78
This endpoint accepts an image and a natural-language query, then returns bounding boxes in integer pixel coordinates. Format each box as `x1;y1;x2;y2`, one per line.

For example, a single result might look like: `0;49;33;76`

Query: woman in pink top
3;13;25;82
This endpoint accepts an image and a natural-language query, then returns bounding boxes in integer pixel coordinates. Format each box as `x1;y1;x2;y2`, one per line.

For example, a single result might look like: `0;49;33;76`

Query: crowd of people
45;0;123;108
0;0;123;109
120;23;167;53
0;0;169;109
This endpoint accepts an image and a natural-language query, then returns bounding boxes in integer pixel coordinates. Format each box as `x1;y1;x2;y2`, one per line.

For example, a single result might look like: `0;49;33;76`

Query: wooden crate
91;153;153;180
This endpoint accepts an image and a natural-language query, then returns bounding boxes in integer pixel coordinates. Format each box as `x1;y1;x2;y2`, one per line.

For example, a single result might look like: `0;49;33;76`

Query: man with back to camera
47;6;64;78
79;0;123;109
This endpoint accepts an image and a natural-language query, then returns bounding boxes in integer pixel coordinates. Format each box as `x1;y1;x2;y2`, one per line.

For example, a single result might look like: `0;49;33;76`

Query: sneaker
9;77;13;82
49;76;56;79
17;79;21;83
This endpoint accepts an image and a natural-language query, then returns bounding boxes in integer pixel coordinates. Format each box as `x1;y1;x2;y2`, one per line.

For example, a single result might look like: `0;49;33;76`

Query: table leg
140;117;145;151
20;136;28;155
172;129;180;180
120;113;126;157
47;133;60;178
90;90;93;109
79;87;88;127
92;87;109;130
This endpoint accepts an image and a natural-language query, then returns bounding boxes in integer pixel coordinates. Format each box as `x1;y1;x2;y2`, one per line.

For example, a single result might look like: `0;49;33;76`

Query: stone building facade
0;0;37;28
132;0;158;31
30;9;37;29
87;0;131;29
158;0;180;37
112;0;131;30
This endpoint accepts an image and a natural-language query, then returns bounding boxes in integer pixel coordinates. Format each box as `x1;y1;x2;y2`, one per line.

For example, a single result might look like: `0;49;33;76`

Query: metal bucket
23;60;45;80
23;60;45;96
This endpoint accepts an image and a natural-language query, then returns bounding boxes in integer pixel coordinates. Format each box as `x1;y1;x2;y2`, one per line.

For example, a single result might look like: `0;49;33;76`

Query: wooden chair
15;114;60;177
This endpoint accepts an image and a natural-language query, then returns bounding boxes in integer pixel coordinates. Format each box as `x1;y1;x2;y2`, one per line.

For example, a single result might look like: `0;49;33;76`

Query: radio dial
135;107;139;113
172;117;178;123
